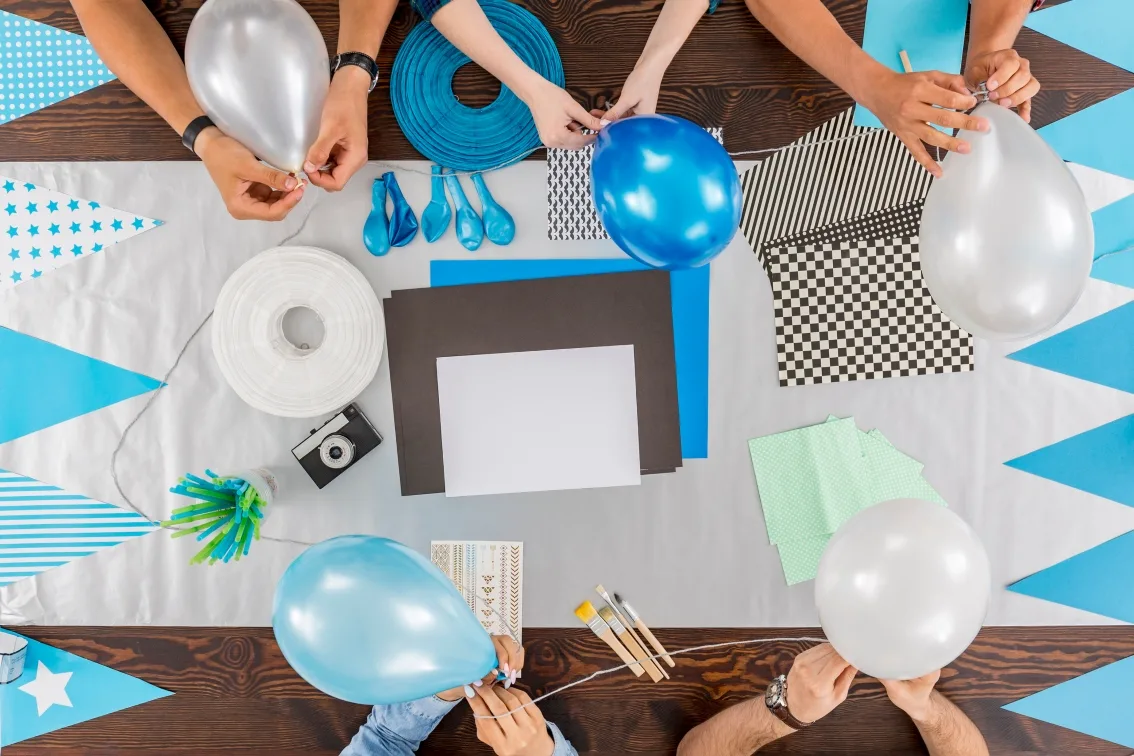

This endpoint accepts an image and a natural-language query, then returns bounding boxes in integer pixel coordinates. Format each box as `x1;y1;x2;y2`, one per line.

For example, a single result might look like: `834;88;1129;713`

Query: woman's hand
606;62;665;121
468;686;554;756
436;634;524;701
520;78;604;149
965;49;1040;123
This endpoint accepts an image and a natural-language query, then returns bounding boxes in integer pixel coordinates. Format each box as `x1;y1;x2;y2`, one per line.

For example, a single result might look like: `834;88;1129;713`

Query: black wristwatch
765;675;812;730
332;51;380;93
182;115;217;155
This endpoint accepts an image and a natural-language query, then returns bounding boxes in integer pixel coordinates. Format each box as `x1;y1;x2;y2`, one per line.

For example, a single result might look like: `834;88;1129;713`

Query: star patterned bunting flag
0;175;162;290
0;9;115;125
0;630;171;746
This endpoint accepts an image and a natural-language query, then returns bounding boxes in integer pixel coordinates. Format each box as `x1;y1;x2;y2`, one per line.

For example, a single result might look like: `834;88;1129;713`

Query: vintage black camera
292;403;382;489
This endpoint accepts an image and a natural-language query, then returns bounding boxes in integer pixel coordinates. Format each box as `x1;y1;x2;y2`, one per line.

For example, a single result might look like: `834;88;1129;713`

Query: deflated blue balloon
591;114;741;269
273;536;497;705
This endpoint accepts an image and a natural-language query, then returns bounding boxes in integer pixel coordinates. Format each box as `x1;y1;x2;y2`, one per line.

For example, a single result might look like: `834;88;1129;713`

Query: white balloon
186;0;329;173
815;499;991;680
919;102;1093;341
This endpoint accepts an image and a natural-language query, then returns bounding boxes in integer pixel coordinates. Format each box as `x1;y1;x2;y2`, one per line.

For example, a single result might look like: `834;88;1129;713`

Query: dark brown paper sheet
385;271;683;495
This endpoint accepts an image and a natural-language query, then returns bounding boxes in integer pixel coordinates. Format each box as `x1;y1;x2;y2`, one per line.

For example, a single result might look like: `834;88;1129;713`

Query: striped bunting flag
739;107;932;263
0;468;156;588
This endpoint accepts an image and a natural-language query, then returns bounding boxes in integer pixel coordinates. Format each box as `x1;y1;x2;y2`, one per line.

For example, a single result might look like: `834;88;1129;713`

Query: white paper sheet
436;346;642;497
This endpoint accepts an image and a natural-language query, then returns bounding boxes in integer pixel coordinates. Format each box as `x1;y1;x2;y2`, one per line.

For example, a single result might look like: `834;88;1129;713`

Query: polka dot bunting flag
1;9;115;124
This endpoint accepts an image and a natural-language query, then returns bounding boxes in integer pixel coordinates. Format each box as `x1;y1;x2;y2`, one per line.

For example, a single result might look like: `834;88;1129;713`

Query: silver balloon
186;0;329;173
815;499;991;681
919;101;1093;341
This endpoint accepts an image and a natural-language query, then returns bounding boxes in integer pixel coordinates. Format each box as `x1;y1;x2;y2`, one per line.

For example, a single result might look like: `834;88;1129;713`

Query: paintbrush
596;584;670;680
598;605;664;682
574;601;644;677
616;594;675;668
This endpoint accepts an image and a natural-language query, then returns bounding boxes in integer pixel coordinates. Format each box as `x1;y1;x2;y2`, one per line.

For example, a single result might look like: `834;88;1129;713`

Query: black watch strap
333;51;380;93
766;675;812;730
182;115;216;155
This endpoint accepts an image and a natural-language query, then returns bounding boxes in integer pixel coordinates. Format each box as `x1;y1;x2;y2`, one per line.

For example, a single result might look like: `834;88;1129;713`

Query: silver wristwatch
765;674;812;730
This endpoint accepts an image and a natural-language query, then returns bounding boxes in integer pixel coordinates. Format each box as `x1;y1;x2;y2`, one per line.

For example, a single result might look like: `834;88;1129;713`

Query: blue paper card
0;630;172;746
1009;530;1134;623
430;259;710;458
1007;302;1134;394
1040;89;1134;180
1090;194;1134;288
1005;414;1134;509
1025;0;1134;74
854;0;969;128
0;327;162;445
1004;654;1134;749
0;10;115;125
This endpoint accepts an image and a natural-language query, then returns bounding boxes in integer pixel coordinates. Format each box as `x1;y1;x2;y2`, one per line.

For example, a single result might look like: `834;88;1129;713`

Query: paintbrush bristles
574;600;598;624
597;606;623;632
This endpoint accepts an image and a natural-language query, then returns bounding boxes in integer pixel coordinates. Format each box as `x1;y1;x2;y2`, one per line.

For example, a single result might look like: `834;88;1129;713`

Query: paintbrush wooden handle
614;627;664;682
635;621;676;668
597;627;645;677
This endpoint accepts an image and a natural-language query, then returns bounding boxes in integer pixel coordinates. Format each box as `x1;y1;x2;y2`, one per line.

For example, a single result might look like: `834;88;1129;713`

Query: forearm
968;0;1032;59
430;0;545;103
70;0;203;135
336;0;398;57
910;692;989;756
744;0;890;107
677;698;794;756
634;0;709;77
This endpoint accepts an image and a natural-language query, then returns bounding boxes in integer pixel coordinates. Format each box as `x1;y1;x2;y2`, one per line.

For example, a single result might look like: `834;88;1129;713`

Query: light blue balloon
591;114;741;270
273;536;497;705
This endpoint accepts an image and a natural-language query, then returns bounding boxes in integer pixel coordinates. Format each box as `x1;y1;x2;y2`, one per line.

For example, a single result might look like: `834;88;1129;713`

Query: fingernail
464;685;475;699
502;663;510;674
284;177;297;190
599;119;611;127
988;80;999;91
504;679;512;689
1000;98;1012;108
473;679;483;687
510;670;518;685
491;668;500;677
958;143;971;154
303;161;316;174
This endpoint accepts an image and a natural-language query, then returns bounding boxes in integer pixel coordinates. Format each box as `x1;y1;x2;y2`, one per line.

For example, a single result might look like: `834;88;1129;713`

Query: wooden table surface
1;0;1132;163
5;625;1132;755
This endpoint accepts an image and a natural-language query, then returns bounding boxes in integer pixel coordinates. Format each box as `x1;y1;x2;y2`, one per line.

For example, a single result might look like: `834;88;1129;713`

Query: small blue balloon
591;114;742;270
273;536;497;705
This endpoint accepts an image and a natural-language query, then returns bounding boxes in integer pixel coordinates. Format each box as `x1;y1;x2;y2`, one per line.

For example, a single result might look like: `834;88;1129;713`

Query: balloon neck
972;83;991;104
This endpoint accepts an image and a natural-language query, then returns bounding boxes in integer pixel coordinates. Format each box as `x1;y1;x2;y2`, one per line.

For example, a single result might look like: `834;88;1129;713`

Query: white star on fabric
18;661;74;715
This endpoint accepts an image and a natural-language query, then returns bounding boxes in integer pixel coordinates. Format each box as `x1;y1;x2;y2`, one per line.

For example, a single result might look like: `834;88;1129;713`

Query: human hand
467;685;554;756
436;635;524;702
783;643;858;724
303;66;371;191
520;78;604;150
606;62;664;121
965;49;1040;123
195;129;304;221
859;70;986;178
881;669;941;722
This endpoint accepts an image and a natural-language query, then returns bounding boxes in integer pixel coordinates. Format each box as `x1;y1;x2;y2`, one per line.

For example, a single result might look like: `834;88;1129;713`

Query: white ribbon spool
212;246;385;417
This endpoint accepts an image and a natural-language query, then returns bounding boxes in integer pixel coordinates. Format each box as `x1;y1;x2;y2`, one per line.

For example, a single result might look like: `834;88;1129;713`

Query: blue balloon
272;536;497;705
591;114;742;270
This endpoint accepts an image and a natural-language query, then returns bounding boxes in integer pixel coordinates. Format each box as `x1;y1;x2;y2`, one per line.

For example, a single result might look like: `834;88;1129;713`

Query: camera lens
319;434;355;470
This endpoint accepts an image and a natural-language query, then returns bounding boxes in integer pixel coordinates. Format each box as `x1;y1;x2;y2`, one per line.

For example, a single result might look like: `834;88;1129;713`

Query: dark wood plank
6;626;1133;754
1;1;1131;162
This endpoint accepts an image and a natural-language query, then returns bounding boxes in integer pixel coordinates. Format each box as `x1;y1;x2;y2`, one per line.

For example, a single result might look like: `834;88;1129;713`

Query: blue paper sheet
430;259;710;458
854;0;969;128
1005;414;1134;509
1025;0;1134;74
1004;654;1134;749
1040;89;1134;180
1008;530;1134;623
1090;194;1134;288
1007;302;1134;394
0;327;163;445
0;630;172;746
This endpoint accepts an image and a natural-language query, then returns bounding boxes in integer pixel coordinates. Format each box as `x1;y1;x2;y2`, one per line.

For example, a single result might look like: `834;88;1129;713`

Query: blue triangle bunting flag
1005;415;1134;508
1008;530;1134;623
0;10;115;125
1039;89;1134;180
1007;302;1134;394
0;629;172;746
1025;0;1134;74
1004;654;1134;749
1089;194;1134;288
1;175;163;289
0;468;156;588
0;328;162;445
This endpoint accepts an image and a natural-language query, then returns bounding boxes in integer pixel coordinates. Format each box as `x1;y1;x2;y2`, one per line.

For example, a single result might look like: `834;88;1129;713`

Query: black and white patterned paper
766;236;973;387
740;108;932;262
765;200;924;254
547;127;724;241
